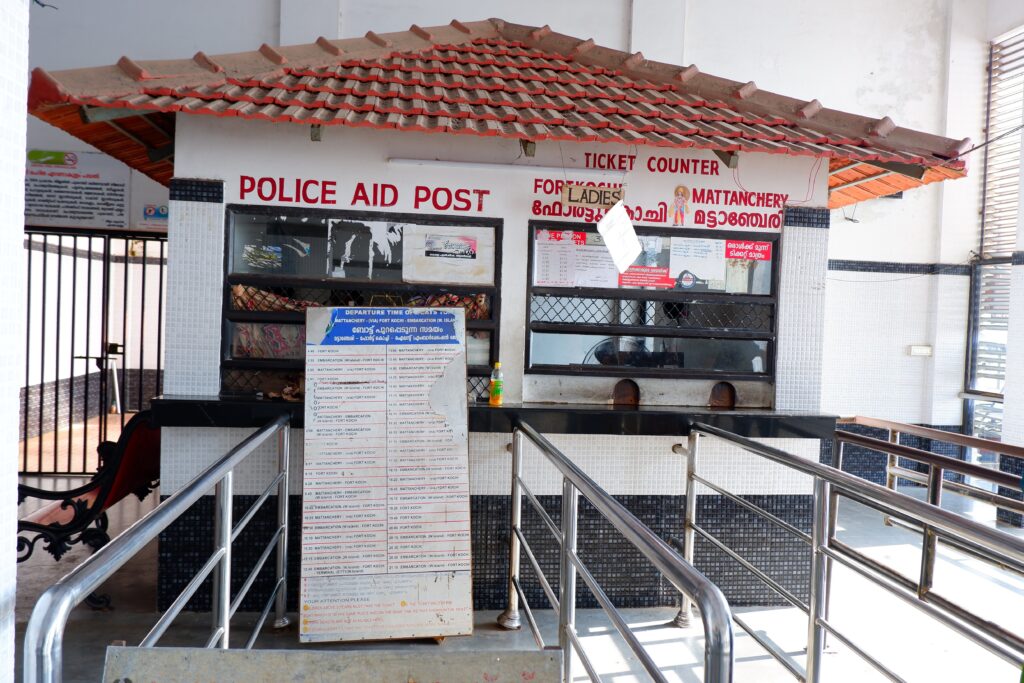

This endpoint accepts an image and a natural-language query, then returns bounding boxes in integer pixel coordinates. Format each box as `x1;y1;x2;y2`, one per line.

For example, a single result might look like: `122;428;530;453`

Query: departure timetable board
300;307;472;642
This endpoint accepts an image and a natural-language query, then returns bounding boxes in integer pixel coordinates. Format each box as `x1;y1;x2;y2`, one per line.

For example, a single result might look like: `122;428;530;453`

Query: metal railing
23;415;291;683
837;415;1024;522
496;419;734;683
684;422;1024;682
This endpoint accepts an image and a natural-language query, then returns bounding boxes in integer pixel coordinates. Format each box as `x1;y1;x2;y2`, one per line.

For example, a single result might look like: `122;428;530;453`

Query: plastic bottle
488;361;504;406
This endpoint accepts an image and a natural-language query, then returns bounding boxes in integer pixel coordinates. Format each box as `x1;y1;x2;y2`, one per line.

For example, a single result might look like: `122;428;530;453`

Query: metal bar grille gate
21;226;167;474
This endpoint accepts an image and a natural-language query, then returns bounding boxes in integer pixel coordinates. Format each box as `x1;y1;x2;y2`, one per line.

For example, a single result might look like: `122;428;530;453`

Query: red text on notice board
725;240;772;260
618;266;674;288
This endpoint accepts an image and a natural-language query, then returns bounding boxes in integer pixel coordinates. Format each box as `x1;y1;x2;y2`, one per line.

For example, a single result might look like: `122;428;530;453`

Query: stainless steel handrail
833;418;1024;525
838;414;1024;459
688;421;1024;682
496;419;734;683
23;415;291;683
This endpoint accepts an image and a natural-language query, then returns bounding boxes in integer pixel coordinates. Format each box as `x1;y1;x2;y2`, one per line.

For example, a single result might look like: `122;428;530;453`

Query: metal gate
21;227;167;474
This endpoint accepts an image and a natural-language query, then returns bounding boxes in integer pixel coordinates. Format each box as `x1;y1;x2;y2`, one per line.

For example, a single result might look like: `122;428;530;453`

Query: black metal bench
17;411;160;566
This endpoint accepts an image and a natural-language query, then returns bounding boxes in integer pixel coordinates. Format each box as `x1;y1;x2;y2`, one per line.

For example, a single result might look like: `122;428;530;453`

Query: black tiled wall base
158;494;812;612
20;369;164;441
20;372;103;440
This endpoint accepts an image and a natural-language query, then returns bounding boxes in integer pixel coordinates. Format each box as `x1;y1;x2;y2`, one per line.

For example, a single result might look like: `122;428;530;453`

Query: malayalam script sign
25;150;129;228
301;307;472;642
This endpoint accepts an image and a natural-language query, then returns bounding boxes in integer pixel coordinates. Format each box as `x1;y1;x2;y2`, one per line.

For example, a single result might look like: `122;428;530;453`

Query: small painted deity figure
672;185;690;226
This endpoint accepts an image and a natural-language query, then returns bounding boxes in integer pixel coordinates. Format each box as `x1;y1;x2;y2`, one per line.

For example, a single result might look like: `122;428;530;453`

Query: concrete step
103;646;562;683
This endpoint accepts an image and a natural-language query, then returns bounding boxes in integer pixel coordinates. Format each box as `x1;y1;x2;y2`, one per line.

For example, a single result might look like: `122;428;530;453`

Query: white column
775;223;829;411
923;0;985;427
163;182;226;396
1;1;29;677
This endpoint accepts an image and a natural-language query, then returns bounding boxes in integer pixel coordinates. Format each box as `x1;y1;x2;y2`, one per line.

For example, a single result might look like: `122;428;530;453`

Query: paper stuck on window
596;201;641;273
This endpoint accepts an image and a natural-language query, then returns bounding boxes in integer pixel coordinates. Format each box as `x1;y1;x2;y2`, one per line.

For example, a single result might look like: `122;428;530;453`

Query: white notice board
301;307;472;642
25;150;129;228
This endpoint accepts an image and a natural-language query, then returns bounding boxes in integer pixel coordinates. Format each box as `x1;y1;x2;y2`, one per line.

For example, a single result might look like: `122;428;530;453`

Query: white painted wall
989;0;1024;40
3;1;29;677
821;273;969;423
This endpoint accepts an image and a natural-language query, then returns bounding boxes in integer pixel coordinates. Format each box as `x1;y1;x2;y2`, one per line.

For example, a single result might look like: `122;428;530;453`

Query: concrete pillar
163;179;226;396
1;1;29;677
775;209;830;412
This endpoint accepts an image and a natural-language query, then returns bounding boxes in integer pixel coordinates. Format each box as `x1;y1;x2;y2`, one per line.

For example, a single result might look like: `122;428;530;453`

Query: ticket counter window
526;222;778;381
221;206;502;400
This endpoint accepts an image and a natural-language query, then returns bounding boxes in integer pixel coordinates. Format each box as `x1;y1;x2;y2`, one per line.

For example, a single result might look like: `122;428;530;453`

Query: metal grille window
221;206;501;402
964;26;1024;445
525;221;779;380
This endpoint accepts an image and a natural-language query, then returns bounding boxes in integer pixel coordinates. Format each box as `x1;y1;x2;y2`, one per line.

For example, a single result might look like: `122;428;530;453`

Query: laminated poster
301;307;472;642
402;225;495;285
25;150;129;229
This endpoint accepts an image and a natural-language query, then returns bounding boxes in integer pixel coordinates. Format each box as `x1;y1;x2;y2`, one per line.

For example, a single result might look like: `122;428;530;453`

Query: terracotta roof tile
29;18;967;206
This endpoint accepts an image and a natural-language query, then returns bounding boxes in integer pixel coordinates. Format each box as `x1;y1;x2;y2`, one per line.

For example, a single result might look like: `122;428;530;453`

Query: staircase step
103;645;561;682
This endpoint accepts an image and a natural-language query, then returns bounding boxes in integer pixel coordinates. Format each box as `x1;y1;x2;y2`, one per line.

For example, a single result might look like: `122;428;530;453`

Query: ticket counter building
20;15;1024;682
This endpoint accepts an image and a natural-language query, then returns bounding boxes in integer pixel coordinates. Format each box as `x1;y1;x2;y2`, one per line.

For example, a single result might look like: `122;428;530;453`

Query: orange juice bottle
488;362;504;406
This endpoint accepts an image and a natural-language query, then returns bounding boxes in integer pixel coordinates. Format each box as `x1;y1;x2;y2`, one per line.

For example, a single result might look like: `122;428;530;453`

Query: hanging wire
826;257;974;283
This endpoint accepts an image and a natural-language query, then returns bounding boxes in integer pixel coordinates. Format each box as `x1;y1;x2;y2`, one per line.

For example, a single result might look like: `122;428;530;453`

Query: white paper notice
669;237;726;287
402;225;495;285
596;200;642;273
301;307;472;642
533;230;578;287
573;244;619;288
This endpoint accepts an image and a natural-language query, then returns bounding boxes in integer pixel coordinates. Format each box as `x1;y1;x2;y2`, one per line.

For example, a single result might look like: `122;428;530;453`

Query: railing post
806;476;830;681
919;465;943;597
212;472;233;648
558;478;579;683
675;430;699;627
821;438;843;647
883;430;900;526
274;424;291;628
497;429;523;630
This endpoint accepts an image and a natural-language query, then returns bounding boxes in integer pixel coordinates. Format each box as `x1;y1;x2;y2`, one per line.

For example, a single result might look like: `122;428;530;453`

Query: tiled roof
28;19;968;207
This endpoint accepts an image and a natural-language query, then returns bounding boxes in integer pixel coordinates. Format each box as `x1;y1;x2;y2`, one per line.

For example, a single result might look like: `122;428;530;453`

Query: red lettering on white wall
350;182;398;207
412;185;489;212
238;175;337;205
